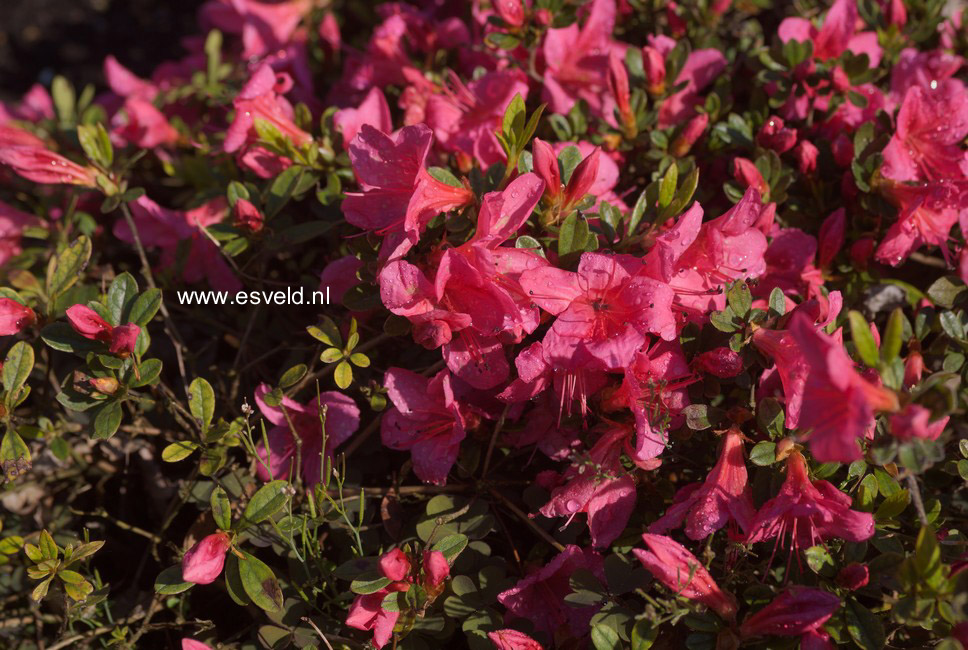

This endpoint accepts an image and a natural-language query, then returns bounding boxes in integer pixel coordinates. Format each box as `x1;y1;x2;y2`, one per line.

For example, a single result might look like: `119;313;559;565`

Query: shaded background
0;0;204;100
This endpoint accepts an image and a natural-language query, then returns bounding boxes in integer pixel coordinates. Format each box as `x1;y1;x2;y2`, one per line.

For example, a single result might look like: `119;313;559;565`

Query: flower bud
90;377;120;395
0;298;35;336
693;347;743;378
494;0;525;28
903;350;924;388
0;146;97;187
733;157;768;196
671;113;709;157
794;140;819;175
233;199;264;233
818;208;846;269
642;46;666;94
379;548;411;581
181;532;231;584
422;550;450;587
757;116;797;153
836;563;869;590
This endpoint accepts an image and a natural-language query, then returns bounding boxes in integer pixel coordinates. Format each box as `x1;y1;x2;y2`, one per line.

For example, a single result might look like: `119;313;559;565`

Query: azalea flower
744;450;875;563
875;179;968;266
497;545;606;638
253;383;360;487
739;587;841;643
889;403;949;442
777;0;880;65
488;629;544;650
333;86;392;148
0;146;97;187
111;97;179;149
380;368;466;485
0;199;40;266
633;533;737;620
181;532;231;584
650;427;754;539
645;35;727;128
520;252;676;371
0;298;35;337
65;305;140;358
200;0;310;59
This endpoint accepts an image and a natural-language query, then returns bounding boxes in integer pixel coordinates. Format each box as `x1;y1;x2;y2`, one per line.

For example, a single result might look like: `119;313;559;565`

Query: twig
488;487;565;552
905;474;929;526
482;404;511;478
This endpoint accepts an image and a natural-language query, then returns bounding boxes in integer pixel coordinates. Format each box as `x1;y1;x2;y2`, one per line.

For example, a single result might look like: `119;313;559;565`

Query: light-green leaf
211;486;232;531
3;341;34;399
46;236;92;301
92;401;123;440
188;378;215;433
242;480;289;526
848;310;879;367
238;551;283;612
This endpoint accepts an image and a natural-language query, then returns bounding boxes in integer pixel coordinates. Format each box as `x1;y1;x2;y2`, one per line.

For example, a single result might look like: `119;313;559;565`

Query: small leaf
431;534;468;563
92;401;123;440
155;565;194;594
211;486;232;531
188;378;215;433
127;288;162;326
3;341;34;399
278;364;307;388
768;287;786;316
726;281;752;318
47;236;92;301
238;551;283;612
749;441;776;466
880;308;904;362
658;164;678;209
334;361;353;389
161;441;198;462
351;575;392;595
875;488;909;521
848;310;879;367
591;624;621;650
242;480;289;526
846;599;885;650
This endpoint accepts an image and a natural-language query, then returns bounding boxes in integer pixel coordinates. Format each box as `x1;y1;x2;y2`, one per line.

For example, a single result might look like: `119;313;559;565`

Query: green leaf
307;316;342;347
265;165;305;218
848;310;879;367
211;486;232;531
351;575;392;595
626;189;649;238
501;94;526;144
880;308;904;362
1;430;31;481
658;163;678;209
46;236;92;301
204;29;222;85
846;599;884;650
52;76;75;124
92;401;123;440
726;281;752;318
238;551;283;612
242;480;289;526
223;554;250;606
106;272;138;325
804;546;834;574
431;534;468;563
334;360;353;389
558;146;584;185
161;441;198;462
875;488;909;521
749;441;776;466
590;624;621;650
756;397;785;437
278;364;307;389
768;287;786;316
631;619;658;650
39;530;58;560
926;277;965;309
127;288;162;327
709;308;739;333
129;358;163;387
77;123;113;168
188;378;215;433
3;341;34;398
558;213;592;259
154;565;193;594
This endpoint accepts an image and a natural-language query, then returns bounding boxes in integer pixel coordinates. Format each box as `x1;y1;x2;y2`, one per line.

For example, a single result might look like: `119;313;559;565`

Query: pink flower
837;563;870;590
795;141;819;175
182;640;213;650
671;113;709;157
757;116;798;153
223;64;311;156
112;97;178;149
881;81;968;183
818;208;846;269
65;305;141;358
0;125;46;149
497;545;605;637
104;55;158;100
520;252;676;371
890;403;948;442
532;138;603;214
488;629;544;650
0;146;97;187
890;49;964;104
657;48;727;128
200;0;310;59
422;550;450;587
232;199;264;233
343;124;474;243
633;534;737;620
693;347;744;378
0;199;40;267
379;548;411;581
114;195;242;291
649;428;754;539
875;179;968;266
333;87;392;148
425;69;529;169
778;0;879;64
744;451;874;560
607;51;634;131
380;368;466;485
253;383;360;487
0;298;35;336
181;532;231;584
539;426;637;547
346;584;407;649
493;0;526;28
739;587;841;640
734;157;769;196
790;312;898;462
542;0;624;120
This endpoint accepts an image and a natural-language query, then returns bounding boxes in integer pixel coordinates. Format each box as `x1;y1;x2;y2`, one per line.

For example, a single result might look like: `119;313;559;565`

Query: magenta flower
837;563;870;590
112;97;178;149
633;534;738;620
232;199;263;234
0;298;35;337
0;146;97;187
200;0;310;59
653;40;727;128
0;125;45;149
488;629;544;650
875;179;968;266
520;252;676;371
744;451;874;560
346;578;408;649
65;305;140;358
113;195;241;291
333;86;392;149
790;312;898;462
426;69;529;169
181;532;231;584
182;639;212;650
734;157;769;196
889;403;949;442
817;208;846;269
380;368;466;485
253;383;360;487
532;138;603;214
740;587;840;641
881;81;968;183
777;0;879;64
497;545;605;638
539;426;637;548
224;64;311;152
693;347;744;378
650;428;754;539
0;199;40;267
757;116;798;153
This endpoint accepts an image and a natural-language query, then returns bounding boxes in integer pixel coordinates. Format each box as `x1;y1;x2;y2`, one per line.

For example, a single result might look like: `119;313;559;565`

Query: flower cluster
0;0;966;648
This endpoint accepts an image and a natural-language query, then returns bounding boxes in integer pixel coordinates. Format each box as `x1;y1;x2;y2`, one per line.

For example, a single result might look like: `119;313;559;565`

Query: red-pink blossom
657;46;727;128
693;347;744;378
112;97;178;149
890;403;948;442
778;0;880;64
488;629;543;650
633;533;737;620
650;428;754;539
795;141;819;175
744;451;874;559
232;199;263;233
734;157;768;195
818;208;846;268
875;179;967;266
837;563;870;590
0;298;35;336
200;0;310;59
671;113;708;157
379;548;411;581
0;146;97;187
422;550;449;587
333;86;392;148
757;116;798;153
739;587;841;639
65;305;141;358
0;199;40;267
182;640;212;650
253;383;359;487
181;532;231;584
493;0;526;28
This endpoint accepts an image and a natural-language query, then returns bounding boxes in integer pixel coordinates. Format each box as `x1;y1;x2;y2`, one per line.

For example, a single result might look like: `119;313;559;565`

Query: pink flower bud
89;377;120;394
850;237;875;271
563;148;601;209
757;116;797;153
422;550;450;587
818;208;846;268
488;629;544;650
233;199;264;233
181;532;231;584
182;640;213;650
66;305;114;343
794;141;819;175
831;133;854;167
0;125;46;149
739;587;841;639
0;298;35;336
108;323;141;358
379;548;411;581
831;66;850;92
903;351;924;388
672;113;709;157
494;0;525;28
836;563;869;590
885;0;907;27
733;157;768;196
531;138;562;203
534;8;551;25
890;403;948;442
0;146;98;187
694;347;743;378
607;52;633;126
642;46;666;93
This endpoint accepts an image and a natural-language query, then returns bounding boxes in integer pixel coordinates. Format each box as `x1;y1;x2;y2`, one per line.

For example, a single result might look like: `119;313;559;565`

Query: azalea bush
1;0;968;648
